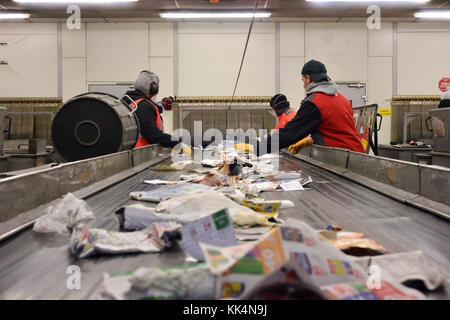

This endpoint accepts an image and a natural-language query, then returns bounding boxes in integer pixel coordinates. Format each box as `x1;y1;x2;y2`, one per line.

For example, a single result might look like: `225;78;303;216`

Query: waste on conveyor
32;141;446;300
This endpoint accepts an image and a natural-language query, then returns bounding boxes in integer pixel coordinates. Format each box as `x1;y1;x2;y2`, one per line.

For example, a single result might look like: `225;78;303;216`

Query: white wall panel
62;58;86;102
305;23;368;82
398;22;450;33
368;57;392;145
280;56;305;110
280;23;304;57
149;23;173;57
0;34;57;97
178;33;275;96
86;23;149;82
0;23;56;35
178;22;275;34
62;23;86;58
368;23;393;57
398;32;450;95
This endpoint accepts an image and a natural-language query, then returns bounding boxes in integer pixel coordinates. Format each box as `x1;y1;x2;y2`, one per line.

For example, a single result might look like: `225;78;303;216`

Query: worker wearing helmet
270;94;297;134
237;60;364;155
122;70;191;157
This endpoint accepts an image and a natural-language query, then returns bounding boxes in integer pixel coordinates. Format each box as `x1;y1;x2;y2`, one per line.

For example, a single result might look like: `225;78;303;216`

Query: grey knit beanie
133;70;160;95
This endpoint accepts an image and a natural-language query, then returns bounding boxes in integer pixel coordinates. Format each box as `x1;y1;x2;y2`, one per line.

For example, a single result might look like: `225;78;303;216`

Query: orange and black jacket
271;107;297;133
123;90;181;148
260;81;365;155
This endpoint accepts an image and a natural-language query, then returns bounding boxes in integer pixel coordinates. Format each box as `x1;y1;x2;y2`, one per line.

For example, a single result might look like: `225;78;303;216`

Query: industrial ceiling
0;0;450;22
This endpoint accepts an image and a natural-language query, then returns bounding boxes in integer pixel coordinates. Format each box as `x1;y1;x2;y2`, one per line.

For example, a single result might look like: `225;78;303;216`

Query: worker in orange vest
270;94;297;134
236;60;364;155
122;70;191;157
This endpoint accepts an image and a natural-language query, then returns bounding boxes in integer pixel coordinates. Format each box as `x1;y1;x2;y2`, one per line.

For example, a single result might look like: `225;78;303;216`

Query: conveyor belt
0;155;449;299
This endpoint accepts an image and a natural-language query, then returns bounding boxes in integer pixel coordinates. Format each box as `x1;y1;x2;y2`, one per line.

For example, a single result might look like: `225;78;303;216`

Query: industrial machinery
390;95;440;145
172;96;276;141
378;95;439;164
0;97;61;143
0;98;61;173
51;93;139;162
1;94;449;300
379;96;450;167
427;107;450;167
51;94;383;161
51;94;277;162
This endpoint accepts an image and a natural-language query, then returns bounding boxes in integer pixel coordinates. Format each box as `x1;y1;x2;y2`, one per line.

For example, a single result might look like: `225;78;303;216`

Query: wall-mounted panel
397;32;450;95
368;56;392;145
62;23;86;58
0;23;56;35
149;22;174;57
178;33;275;96
398;22;450;33
86;23;149;82
280;23;304;57
178;22;275;34
280;56;305;110
150;57;174;134
62;58;86;102
368;23;393;57
0;34;57;97
305;23;368;82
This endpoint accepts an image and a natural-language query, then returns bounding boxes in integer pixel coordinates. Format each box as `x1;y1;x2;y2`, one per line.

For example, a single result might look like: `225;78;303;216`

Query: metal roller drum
51;93;139;162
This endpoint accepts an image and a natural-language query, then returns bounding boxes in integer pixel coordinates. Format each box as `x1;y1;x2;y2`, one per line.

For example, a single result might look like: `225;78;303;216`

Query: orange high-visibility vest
129;98;164;148
271;108;297;133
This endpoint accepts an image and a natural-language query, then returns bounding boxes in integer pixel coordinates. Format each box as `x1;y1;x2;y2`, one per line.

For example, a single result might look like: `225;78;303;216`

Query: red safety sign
439;77;450;92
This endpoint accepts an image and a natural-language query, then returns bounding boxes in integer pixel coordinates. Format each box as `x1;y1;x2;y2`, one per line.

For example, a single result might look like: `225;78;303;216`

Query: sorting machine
0;94;449;299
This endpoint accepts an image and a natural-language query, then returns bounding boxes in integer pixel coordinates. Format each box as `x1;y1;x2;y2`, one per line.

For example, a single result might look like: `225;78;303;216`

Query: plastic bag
99;264;215;300
33;193;95;235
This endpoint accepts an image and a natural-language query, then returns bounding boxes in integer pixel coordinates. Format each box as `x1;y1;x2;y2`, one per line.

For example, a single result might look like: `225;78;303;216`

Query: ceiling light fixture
13;0;138;3
0;12;30;19
415;11;450;19
160;12;272;19
306;0;429;2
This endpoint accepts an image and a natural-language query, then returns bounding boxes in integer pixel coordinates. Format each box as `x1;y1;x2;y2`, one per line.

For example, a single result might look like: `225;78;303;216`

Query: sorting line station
0;149;449;299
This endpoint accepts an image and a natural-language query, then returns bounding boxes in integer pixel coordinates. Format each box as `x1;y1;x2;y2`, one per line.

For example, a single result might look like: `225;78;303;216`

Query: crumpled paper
116;204;212;230
155;189;281;227
69;221;181;258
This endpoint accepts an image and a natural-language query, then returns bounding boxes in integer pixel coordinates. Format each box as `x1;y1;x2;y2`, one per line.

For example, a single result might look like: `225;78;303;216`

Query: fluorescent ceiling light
160;12;272;19
14;0;137;3
415;11;450;19
306;0;429;2
0;13;30;19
